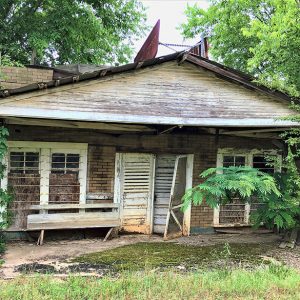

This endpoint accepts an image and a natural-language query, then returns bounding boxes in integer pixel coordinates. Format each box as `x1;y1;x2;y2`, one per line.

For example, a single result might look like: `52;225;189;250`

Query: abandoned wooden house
0;51;297;242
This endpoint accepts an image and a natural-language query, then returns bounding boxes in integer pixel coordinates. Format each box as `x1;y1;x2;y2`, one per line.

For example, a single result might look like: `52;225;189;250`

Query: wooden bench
27;203;120;245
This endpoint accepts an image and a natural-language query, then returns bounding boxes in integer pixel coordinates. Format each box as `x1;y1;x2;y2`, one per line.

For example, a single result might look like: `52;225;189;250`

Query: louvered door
115;153;155;234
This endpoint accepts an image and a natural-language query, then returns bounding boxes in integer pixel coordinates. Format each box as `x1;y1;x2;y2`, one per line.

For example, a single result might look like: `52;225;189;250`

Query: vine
0;126;12;253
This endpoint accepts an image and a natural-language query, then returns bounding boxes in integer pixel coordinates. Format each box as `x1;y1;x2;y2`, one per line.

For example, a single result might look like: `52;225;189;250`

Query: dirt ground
1;232;300;279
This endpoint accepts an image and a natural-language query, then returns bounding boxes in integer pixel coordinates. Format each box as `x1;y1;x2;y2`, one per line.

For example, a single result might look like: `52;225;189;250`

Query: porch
0;122;285;239
2;139;193;240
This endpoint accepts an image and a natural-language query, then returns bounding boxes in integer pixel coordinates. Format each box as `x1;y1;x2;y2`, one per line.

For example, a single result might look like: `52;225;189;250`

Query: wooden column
40;148;50;213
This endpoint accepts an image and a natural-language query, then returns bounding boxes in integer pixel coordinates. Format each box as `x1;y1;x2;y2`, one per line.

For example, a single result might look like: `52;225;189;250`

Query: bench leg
37;230;45;246
103;227;114;242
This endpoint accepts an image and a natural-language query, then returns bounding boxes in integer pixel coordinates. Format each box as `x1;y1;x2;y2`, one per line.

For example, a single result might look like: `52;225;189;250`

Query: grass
73;242;270;271
0;266;300;299
1;241;299;299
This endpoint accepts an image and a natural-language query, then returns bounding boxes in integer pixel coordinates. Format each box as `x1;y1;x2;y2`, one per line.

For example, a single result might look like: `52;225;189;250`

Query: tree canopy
180;0;300;97
0;0;146;66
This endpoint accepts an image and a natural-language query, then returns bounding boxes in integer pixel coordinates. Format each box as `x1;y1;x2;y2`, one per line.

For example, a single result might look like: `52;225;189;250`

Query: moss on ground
73;242;271;271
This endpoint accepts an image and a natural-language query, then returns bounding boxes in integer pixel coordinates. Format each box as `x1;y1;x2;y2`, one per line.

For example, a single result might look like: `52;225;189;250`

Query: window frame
3;141;88;208
51;152;81;174
8;148;41;174
214;148;282;226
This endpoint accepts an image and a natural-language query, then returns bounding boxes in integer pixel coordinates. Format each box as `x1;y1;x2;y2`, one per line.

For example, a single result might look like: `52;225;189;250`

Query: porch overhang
0;107;298;128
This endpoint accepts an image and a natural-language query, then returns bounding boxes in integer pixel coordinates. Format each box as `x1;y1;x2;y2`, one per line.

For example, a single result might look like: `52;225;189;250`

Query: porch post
183;154;194;236
40;148;50;214
213;153;223;226
79;148;88;213
0;154;8;226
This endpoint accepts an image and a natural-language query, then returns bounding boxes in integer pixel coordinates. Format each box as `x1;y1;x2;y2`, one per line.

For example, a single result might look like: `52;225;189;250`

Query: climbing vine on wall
0;126;12;231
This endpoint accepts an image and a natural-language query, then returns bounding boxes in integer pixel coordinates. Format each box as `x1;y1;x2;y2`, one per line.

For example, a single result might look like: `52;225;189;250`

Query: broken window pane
253;156;275;173
235;156;245;166
223;156;234;167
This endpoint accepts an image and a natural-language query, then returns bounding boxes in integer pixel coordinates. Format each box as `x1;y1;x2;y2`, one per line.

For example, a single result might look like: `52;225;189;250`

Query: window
223;155;246;167
51;153;80;174
215;149;281;226
253;156;275;174
9;151;39;174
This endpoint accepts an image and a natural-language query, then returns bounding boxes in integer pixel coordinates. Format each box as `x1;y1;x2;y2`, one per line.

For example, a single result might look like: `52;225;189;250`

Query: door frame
163;154;194;237
114;152;156;234
183;154;194;236
114;152;193;235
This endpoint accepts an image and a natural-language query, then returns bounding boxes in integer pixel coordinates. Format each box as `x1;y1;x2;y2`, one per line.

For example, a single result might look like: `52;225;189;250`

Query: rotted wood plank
29;203;119;210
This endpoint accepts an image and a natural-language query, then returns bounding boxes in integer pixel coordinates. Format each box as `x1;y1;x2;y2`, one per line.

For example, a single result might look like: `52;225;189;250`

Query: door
164;155;188;239
115;153;155;234
153;154;193;237
153;155;176;234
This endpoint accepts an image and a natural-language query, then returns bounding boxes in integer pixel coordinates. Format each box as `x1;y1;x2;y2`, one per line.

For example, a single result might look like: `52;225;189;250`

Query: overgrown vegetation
73;242;270;272
0;126;12;255
182;166;284;225
1;266;300;299
250;150;300;230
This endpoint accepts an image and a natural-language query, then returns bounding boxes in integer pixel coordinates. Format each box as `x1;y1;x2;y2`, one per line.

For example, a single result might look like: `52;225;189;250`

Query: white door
154;154;194;237
115;153;155;234
153;155;176;234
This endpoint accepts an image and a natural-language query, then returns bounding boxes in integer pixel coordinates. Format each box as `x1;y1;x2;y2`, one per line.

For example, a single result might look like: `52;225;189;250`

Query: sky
135;0;210;56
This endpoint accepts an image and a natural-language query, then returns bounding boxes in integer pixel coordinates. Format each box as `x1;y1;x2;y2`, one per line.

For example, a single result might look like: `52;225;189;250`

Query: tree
180;0;300;97
0;0;147;66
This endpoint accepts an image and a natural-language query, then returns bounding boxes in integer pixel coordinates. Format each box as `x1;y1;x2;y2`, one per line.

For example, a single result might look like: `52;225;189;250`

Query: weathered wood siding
7;124;283;230
0;62;293;124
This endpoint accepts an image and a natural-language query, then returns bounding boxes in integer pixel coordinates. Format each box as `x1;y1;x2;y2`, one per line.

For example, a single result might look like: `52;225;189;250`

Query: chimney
200;37;209;59
189;37;209;59
0;66;53;89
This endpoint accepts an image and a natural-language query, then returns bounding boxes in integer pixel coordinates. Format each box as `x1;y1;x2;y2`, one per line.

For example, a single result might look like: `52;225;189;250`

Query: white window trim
4;141;88;211
8;149;40;174
214;148;282;226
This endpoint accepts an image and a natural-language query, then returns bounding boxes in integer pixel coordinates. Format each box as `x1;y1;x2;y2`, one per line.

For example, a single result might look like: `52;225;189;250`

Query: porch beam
221;127;291;135
0;107;298;127
5;117;156;133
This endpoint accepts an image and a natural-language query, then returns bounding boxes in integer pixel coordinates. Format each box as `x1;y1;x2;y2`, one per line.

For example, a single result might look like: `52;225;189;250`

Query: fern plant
182;166;281;213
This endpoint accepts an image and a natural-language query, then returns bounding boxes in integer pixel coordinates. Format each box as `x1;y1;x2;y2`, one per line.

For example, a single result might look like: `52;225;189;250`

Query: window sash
51;153;80;174
9;151;40;174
